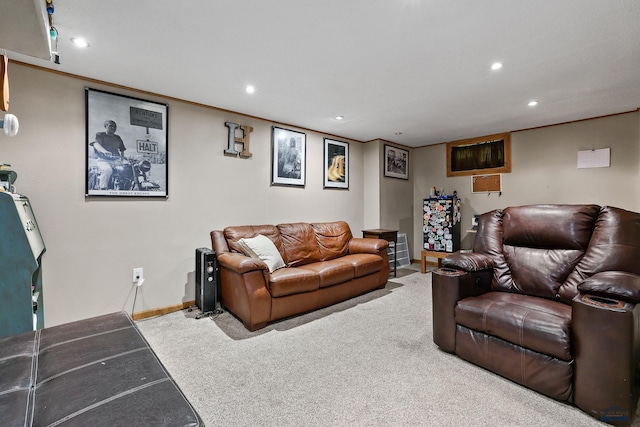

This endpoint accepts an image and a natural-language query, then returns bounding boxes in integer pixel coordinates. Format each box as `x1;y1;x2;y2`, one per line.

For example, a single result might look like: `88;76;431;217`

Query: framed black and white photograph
271;126;306;187
323;138;349;189
384;144;409;180
85;88;168;197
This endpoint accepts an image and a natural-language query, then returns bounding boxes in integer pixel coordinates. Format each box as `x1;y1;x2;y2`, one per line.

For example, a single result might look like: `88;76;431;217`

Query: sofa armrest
216;252;271;331
577;271;640;304
432;268;492;353
217;252;269;274
211;229;230;254
442;251;494;272
348;237;388;254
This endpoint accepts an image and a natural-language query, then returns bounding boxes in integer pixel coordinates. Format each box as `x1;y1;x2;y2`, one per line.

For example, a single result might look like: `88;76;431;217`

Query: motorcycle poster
85;88;167;197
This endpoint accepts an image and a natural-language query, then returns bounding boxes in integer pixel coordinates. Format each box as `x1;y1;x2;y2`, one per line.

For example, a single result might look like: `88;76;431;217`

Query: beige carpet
137;266;635;426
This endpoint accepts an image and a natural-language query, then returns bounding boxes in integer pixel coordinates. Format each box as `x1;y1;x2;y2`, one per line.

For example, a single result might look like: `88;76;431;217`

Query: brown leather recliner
432;204;640;426
211;221;389;331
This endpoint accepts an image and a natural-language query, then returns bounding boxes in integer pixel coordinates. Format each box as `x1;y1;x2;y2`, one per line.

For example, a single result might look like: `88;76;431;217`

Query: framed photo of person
323;138;349;189
271;126;306;187
85;88;168;198
384;144;409;180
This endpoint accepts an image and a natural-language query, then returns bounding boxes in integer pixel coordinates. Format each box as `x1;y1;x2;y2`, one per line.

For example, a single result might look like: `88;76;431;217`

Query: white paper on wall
577;148;610;168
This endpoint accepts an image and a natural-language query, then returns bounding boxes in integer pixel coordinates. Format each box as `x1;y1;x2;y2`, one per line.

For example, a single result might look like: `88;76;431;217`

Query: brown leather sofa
432;204;640;426
211;221;390;331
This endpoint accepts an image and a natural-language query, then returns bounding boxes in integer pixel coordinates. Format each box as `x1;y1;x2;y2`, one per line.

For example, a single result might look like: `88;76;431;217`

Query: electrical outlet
132;268;144;283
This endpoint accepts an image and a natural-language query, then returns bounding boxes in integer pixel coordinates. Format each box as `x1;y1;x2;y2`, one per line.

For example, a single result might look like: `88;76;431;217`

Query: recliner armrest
442;251;494;272
577;271;640;304
432;268;492;353
572;273;640;421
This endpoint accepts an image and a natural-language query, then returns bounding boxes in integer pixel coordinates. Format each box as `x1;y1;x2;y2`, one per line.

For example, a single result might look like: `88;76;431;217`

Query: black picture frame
85;88;168;197
384;144;409;180
271;126;306;187
323;138;349;189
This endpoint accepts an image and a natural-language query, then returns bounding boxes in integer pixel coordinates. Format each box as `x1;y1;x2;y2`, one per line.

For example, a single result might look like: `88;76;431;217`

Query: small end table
362;229;398;277
420;249;450;273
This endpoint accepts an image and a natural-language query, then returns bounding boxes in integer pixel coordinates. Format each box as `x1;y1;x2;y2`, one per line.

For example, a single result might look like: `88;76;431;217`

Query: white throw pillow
238;234;286;273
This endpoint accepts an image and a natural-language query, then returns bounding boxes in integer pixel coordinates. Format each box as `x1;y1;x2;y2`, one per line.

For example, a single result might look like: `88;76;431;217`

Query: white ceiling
3;0;640;147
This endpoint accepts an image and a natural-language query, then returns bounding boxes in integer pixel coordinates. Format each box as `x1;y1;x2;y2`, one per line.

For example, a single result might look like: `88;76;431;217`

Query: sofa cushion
298;259;354;288
278;222;322;267
341;253;383;278
455;292;572;361
224;225;284;255
312;221;352;261
238;234;285;273
268;267;320;297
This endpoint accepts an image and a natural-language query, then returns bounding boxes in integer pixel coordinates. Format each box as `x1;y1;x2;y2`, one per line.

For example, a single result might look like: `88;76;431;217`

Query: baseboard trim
132;300;195;321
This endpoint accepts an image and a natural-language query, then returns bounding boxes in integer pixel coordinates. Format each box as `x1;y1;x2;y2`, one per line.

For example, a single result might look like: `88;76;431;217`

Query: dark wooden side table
362;229;398;277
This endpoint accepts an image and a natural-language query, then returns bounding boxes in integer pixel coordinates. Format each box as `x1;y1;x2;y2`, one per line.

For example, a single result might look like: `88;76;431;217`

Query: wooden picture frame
446;132;511;177
271;126;306;187
323;138;349;189
85;88;168;197
384;144;409;180
472;173;502;193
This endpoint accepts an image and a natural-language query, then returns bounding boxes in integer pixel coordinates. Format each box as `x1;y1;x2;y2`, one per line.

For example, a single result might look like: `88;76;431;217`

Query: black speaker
195;248;218;314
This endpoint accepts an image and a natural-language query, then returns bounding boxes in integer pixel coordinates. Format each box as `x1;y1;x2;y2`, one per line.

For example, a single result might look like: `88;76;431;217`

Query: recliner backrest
473;204;599;302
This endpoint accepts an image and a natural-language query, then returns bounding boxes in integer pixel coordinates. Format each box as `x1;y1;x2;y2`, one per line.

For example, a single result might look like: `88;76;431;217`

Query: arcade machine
0;166;46;338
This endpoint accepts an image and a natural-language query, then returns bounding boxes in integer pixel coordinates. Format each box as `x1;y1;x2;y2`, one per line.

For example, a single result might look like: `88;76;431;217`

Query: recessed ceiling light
491;62;502;70
245;85;255;94
335;115;344;120
70;37;89;48
528;100;538;107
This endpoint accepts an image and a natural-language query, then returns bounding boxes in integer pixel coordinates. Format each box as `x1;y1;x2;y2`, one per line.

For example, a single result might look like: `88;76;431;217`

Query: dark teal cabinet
0;191;45;338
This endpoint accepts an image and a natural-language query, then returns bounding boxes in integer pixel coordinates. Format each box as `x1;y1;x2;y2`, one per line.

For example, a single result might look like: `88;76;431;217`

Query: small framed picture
85;88;168;197
271;126;306;187
323;138;349;189
384;144;409;180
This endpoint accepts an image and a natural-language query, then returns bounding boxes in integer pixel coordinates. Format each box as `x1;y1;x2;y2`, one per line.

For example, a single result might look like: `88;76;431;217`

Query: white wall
6;63;638;327
412;111;640;257
378;142;414;251
6;64;367;327
362;139;414;255
362;140;380;229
